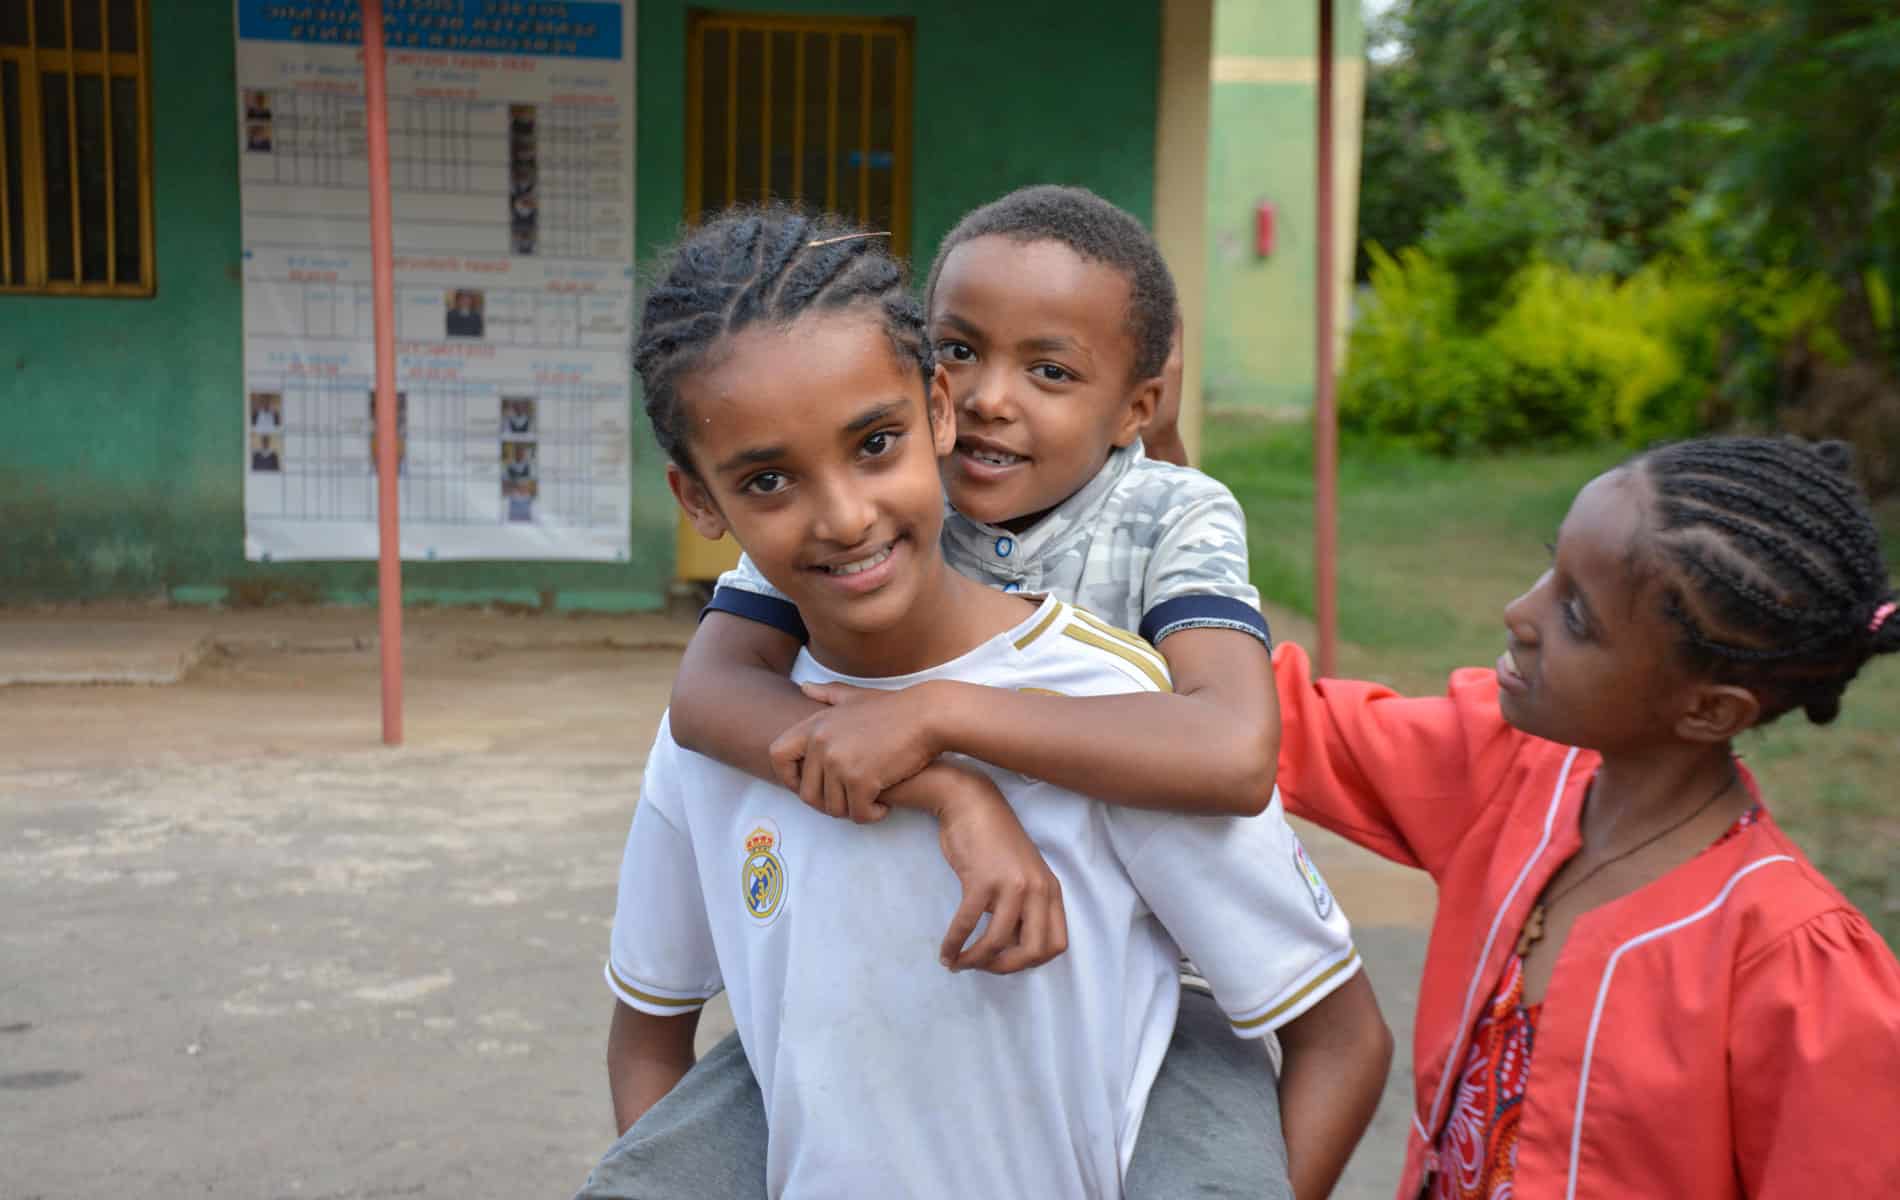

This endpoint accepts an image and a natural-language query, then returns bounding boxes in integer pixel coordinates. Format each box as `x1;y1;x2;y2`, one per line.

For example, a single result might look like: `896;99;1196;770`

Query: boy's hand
768;681;949;824
918;762;1069;974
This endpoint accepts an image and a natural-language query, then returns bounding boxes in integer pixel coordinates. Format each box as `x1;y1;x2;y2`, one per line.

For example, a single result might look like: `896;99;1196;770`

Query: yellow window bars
685;13;912;257
0;0;153;296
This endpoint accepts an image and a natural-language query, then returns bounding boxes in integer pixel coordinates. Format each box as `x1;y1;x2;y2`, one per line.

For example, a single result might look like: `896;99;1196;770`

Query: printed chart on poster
236;1;634;561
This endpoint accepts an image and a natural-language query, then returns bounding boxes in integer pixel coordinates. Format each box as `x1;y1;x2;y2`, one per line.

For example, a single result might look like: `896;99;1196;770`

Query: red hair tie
1871;602;1898;634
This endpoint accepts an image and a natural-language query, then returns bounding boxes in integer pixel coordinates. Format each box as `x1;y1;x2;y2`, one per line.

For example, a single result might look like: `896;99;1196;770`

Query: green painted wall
1;0;1160;605
1201;0;1361;413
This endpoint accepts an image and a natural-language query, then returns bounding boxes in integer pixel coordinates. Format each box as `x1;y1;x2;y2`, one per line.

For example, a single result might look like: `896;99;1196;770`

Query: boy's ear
927;364;956;457
667;463;731;542
1111;375;1164;449
1675;682;1762;744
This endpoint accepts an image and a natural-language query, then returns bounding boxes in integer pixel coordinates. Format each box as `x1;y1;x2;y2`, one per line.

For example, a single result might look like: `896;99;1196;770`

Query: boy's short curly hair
923;185;1178;381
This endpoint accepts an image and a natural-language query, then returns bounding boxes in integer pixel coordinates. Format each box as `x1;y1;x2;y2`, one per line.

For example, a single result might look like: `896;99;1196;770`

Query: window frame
684;11;913;258
0;0;155;298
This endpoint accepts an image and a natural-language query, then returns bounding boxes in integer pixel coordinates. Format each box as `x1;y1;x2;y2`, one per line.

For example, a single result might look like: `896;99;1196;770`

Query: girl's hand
768;681;951;824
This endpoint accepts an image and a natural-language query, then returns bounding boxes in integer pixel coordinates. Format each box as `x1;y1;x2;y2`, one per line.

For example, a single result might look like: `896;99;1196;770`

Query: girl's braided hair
634;206;933;475
1636;436;1900;725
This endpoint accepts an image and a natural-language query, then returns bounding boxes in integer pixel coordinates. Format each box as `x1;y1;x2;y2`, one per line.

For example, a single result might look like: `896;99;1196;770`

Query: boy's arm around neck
922;624;1280;815
668;612;812;784
670;613;1023;818
669;613;1071;974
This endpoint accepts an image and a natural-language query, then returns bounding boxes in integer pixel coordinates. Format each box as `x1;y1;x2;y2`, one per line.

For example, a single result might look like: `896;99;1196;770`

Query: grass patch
1204;416;1900;946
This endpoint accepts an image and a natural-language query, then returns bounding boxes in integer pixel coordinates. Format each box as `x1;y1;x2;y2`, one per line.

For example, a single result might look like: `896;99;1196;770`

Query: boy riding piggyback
587;188;1389;1200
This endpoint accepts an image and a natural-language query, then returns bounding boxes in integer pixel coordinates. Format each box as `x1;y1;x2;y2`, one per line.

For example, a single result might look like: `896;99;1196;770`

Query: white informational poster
236;1;635;562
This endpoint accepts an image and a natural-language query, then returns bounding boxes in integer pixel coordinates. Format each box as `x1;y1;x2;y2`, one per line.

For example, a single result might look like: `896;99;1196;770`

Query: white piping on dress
1417;747;1579;1144
1563;855;1796;1200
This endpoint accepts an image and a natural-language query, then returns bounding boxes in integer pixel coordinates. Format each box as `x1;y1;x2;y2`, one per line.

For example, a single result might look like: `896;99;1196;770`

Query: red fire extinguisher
1254;199;1276;259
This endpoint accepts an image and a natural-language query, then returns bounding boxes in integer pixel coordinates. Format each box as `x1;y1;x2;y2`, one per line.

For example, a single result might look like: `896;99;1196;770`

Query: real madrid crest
741;817;787;925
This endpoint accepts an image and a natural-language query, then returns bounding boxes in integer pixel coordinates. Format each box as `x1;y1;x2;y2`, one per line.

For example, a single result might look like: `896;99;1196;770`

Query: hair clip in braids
806;231;892;249
1870;601;1897;635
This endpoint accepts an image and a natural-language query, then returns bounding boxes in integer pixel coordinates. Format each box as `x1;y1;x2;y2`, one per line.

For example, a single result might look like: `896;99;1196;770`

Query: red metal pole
1314;0;1339;677
362;0;404;744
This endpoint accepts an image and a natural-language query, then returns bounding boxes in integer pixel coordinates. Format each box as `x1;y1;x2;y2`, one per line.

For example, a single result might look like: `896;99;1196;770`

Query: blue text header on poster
236;2;623;60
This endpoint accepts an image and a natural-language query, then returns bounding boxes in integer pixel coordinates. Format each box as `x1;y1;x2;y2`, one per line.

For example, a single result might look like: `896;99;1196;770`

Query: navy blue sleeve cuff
702;586;809;643
1139;595;1271;650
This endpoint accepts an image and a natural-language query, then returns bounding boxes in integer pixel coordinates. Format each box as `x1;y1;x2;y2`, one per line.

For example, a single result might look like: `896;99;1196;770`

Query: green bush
1342;247;1731;453
1340;246;1513;455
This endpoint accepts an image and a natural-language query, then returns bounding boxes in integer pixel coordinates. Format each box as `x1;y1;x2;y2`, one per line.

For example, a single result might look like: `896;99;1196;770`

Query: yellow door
673;12;914;581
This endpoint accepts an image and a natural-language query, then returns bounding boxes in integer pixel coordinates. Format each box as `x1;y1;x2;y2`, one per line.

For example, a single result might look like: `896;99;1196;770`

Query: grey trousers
575;987;1292;1199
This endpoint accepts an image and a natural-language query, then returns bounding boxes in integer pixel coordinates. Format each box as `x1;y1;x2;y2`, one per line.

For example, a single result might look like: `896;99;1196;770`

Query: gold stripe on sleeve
1072;609;1170;676
1012;601;1068;650
608;962;709;1010
1230;948;1361;1031
1061;625;1173;693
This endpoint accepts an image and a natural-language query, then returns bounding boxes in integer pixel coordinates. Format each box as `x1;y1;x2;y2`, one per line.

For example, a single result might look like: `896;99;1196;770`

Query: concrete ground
0;605;1432;1199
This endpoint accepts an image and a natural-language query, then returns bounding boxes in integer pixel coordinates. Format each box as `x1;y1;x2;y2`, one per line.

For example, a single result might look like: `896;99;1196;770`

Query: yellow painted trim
608;963;709;1010
1012;601;1067;651
1231;949;1361;1031
1152;0;1212;464
1212;55;1317;85
684;19;702;218
98;0;114;286
62;0;81;283
0;53;12;284
1062;624;1173;693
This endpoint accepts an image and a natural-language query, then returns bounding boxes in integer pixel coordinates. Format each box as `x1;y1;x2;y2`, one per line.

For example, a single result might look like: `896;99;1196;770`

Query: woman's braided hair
634;206;933;475
1636;436;1900;725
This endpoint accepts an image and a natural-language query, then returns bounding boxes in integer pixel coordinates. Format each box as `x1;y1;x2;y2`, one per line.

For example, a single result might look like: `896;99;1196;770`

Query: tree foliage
1356;0;1900;467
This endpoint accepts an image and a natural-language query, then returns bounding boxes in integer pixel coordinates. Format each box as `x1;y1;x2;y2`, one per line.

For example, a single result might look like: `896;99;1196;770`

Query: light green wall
1;0;1161;605
1201;0;1361;413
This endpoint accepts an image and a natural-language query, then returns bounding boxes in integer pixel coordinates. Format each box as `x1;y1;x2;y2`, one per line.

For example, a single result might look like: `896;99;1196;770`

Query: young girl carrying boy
594;208;1367;1199
587;188;1390;1200
1274;435;1900;1196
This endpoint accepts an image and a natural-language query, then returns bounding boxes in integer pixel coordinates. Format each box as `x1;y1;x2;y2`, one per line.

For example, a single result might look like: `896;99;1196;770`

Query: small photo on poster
509;104;538;256
502;439;538;484
245;90;273;120
249;391;283;432
503;477;538;523
251;433;282;472
445;289;486;339
246;120;273;154
501;395;537;437
367;390;409;472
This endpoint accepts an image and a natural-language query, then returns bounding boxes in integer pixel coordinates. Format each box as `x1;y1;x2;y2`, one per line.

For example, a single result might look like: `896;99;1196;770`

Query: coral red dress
1429;806;1764;1200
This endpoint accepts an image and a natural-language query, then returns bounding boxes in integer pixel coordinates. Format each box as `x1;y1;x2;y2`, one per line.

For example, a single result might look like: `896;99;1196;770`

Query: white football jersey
607;596;1357;1199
